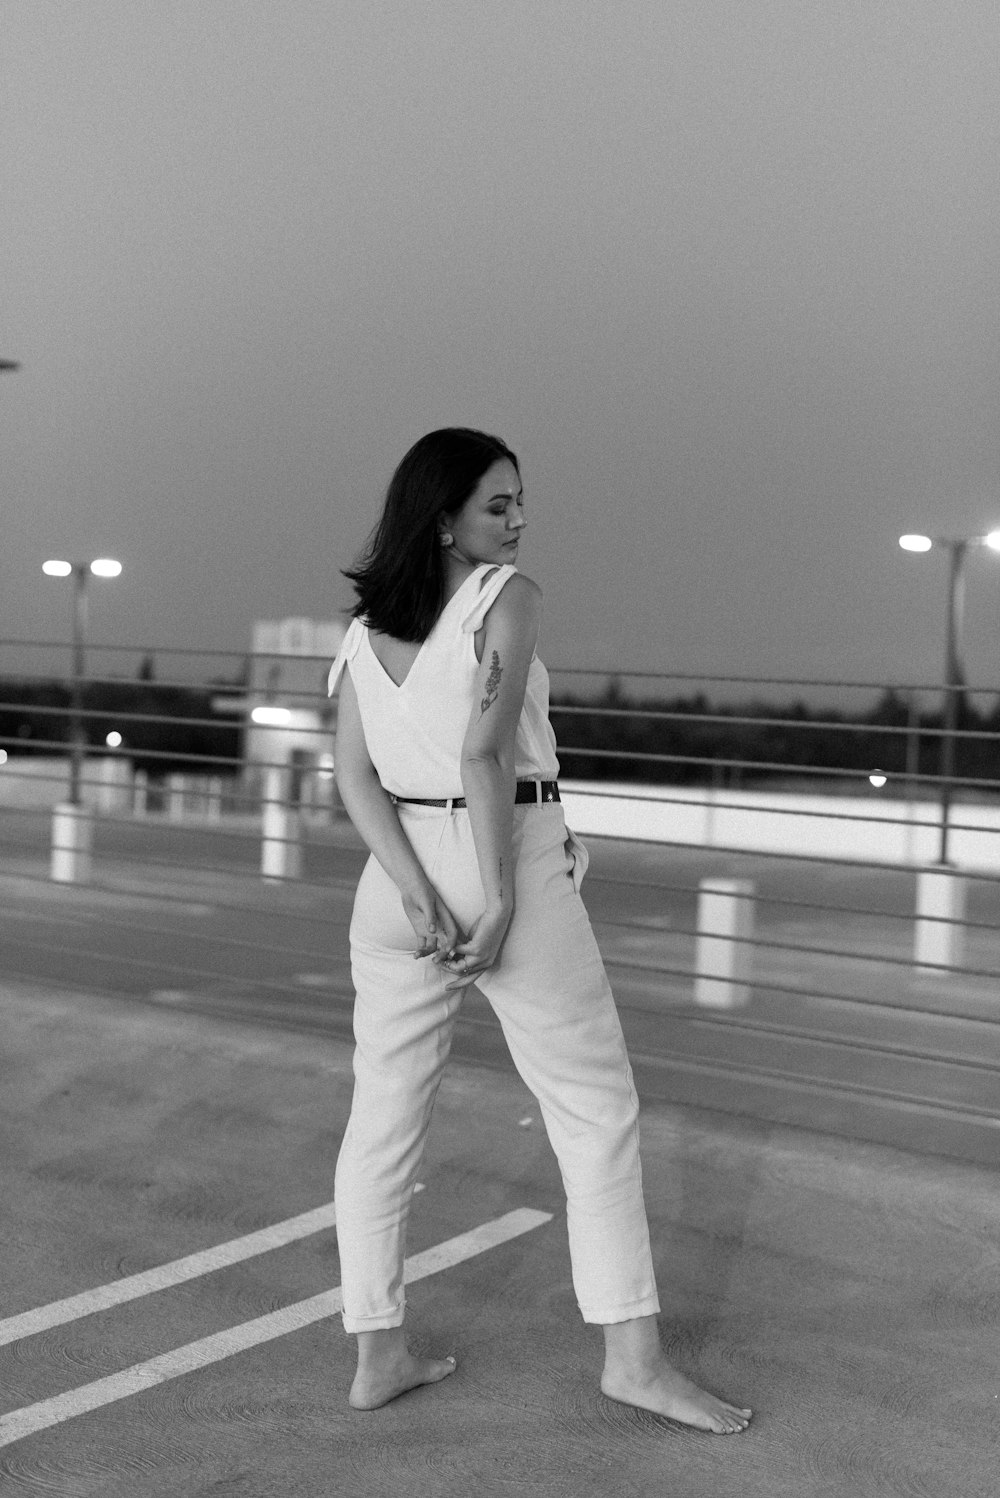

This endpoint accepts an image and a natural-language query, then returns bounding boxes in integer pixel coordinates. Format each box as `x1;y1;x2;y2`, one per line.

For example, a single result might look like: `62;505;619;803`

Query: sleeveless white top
327;564;560;798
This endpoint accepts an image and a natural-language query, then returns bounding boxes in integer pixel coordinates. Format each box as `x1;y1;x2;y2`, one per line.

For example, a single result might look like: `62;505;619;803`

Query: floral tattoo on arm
480;651;502;716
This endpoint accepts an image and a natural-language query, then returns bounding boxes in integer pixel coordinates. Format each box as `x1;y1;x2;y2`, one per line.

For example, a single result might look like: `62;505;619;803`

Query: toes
714;1402;752;1433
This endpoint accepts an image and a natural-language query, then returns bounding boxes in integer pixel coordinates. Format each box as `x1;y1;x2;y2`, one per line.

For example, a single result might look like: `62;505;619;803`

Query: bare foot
601;1359;751;1434
349;1351;457;1411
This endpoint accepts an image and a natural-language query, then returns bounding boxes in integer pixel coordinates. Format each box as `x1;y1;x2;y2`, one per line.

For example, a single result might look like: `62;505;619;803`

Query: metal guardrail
2;637;1000;1014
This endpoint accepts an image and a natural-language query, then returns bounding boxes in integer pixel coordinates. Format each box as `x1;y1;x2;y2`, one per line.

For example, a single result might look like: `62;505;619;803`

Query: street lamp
43;558;123;807
898;531;1000;864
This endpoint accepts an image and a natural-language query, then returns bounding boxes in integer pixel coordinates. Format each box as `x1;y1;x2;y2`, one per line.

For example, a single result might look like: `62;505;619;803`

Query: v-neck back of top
362;564;488;691
327;563;559;798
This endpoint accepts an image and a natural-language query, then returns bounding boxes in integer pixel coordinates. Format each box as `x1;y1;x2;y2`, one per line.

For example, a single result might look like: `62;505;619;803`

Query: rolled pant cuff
579;1292;661;1326
341;1306;406;1335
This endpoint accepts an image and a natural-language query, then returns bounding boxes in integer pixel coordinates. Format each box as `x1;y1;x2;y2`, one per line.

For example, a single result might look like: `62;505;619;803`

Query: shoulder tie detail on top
327;616;366;697
459;564;517;634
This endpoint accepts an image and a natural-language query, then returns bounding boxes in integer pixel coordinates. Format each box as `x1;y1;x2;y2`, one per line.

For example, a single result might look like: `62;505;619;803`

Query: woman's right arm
334;669;459;955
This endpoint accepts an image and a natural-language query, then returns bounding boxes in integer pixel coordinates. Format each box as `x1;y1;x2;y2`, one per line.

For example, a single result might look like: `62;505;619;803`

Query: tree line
0;676;242;777
549;683;1000;796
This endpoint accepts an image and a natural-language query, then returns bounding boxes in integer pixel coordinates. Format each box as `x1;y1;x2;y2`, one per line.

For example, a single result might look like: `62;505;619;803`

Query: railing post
206;776;223;822
694;878;755;1008
914;866;966;969
261;764;302;879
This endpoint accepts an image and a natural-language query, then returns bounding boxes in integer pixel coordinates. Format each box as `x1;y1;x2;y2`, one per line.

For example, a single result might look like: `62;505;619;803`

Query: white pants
334;798;661;1332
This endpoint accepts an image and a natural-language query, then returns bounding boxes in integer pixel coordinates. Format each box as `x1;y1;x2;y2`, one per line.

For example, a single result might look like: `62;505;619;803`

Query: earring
440;532;454;547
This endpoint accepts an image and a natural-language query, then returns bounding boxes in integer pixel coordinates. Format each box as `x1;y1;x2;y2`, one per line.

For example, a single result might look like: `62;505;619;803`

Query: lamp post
43;557;122;879
899;531;1000;864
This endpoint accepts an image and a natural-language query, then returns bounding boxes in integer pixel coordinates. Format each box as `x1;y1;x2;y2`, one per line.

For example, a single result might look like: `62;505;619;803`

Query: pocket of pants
564;825;590;891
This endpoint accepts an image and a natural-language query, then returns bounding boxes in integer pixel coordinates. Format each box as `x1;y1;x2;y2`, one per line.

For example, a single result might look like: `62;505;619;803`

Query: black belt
391;780;559;809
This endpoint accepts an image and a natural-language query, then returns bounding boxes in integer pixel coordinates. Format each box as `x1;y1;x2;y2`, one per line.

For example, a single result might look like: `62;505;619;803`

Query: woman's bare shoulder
498;569;542;605
481;571;541;633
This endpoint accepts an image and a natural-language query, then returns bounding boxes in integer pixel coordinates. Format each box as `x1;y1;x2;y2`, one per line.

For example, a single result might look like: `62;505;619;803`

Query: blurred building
245;616;347;808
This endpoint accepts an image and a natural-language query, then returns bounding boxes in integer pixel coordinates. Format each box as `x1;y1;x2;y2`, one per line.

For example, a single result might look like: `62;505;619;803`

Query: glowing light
0;750;7;766
90;558;122;577
251;706;292;726
43;559;72;577
105;731;123;748
869;771;887;789
985;531;1000;551
899;535;932;553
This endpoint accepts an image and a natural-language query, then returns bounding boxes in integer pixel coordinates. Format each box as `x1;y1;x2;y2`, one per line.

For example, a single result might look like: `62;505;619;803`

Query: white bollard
133;770;149;816
694;878;755;1009
51;802;93;884
314;766;340;822
96;756;131;815
97;756;116;815
167;773;186;820
261;767;302;880
915;867;966;969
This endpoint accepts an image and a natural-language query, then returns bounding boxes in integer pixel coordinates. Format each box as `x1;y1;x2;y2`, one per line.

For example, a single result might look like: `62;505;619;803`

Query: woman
328;428;751;1434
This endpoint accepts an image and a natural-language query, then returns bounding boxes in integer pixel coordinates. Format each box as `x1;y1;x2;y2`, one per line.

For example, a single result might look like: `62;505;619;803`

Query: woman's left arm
334;670;458;954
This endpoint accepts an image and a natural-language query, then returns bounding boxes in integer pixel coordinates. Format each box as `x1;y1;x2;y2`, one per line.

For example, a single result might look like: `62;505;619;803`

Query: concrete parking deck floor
1;978;998;1498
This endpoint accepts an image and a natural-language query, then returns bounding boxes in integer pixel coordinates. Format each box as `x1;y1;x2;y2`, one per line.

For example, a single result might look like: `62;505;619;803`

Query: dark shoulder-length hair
342;427;520;642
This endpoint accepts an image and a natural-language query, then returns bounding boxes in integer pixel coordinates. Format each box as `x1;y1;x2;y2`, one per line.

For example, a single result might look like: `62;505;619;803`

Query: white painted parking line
0;1207;551;1450
0;1201;339;1348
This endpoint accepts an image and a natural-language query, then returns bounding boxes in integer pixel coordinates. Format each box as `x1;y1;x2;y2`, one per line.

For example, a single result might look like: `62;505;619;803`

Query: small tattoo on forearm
480;651;502;716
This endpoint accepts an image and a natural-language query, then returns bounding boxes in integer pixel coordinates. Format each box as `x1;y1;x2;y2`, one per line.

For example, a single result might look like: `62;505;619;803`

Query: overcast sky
3;1;999;704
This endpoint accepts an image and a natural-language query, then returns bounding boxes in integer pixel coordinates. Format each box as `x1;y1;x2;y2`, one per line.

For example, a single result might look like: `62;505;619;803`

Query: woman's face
443;459;526;567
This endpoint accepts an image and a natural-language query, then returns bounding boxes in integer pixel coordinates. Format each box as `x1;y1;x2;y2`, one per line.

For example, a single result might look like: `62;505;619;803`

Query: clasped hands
402;882;512;992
